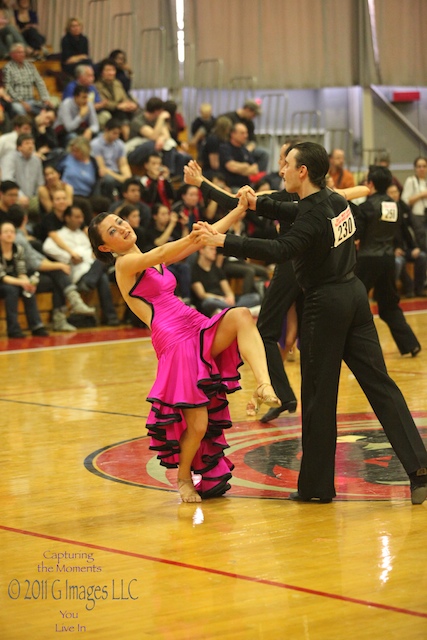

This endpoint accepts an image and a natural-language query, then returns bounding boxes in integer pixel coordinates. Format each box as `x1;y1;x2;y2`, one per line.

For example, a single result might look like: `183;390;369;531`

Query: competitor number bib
380;201;398;222
331;206;355;248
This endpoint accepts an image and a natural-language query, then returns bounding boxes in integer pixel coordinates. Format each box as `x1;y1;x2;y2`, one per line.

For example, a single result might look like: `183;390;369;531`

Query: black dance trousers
298;276;427;499
355;254;420;355
256;261;301;405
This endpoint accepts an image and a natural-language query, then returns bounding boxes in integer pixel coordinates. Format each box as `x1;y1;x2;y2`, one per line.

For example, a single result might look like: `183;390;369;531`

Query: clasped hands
190;220;221;246
190;190;251;246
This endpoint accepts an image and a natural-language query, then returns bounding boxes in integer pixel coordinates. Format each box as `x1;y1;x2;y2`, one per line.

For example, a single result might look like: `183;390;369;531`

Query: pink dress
130;265;243;497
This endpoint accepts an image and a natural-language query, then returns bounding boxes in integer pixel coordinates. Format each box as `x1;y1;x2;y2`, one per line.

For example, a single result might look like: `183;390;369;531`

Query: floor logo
84;412;427;501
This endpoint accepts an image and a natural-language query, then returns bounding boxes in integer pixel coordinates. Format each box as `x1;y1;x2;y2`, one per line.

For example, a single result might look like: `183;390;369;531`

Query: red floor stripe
1;524;426;619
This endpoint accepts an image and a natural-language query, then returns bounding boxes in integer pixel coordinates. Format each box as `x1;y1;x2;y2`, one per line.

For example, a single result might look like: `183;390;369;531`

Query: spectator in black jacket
388;183;427;297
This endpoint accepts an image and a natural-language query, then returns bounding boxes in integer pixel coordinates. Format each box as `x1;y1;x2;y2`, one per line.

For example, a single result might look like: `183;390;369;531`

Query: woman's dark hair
7;204;26;229
414;156;427;168
152;202;169;216
118;204;139;220
88;212;115;264
98;58;117;75
108;49;125;61
288;142;330;189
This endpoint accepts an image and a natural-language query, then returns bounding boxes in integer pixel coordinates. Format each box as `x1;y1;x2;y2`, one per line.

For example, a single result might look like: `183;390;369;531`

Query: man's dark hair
367;165;392;194
121;177;141;195
0;180;20;193
7;204;26;228
17;133;34;147
177;183;197;199
288;142;330;189
145;97;164;113
143;151;162;165
73;84;89;98
12;114;33;128
104;118;122;131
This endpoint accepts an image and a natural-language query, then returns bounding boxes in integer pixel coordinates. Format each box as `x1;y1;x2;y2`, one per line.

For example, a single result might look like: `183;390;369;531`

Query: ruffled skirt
146;309;242;498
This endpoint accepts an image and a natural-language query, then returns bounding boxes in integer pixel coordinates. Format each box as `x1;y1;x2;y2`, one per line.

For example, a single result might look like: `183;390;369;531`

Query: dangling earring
112;252;119;258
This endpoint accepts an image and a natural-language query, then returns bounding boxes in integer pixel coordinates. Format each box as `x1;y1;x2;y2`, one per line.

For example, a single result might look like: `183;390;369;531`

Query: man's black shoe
8;330;25;338
260;400;297;423
289;491;332;504
32;327;49;337
409;468;427;504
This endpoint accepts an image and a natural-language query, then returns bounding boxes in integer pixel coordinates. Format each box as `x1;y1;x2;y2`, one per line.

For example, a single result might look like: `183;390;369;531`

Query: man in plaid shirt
3;43;54;117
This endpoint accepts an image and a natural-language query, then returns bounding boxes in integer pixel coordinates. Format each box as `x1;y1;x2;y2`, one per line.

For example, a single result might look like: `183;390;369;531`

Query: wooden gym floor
1;300;427;639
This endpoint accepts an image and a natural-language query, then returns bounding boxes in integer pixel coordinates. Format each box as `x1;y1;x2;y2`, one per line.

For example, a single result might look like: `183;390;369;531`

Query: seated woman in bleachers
37;164;74;214
200;115;233;179
107;49;133;93
0;1;28;59
14;0;47;59
60;17;92;78
58;136;99;200
117;203;145;250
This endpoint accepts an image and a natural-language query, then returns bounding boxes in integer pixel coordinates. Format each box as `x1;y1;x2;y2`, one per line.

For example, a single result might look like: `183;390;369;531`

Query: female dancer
88;206;280;503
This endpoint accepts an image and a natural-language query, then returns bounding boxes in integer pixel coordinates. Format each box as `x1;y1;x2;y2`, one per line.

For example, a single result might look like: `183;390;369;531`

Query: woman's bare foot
178;478;202;503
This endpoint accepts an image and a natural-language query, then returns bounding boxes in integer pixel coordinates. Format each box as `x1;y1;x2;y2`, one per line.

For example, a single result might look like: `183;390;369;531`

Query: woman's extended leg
211;308;280;411
178;406;208;502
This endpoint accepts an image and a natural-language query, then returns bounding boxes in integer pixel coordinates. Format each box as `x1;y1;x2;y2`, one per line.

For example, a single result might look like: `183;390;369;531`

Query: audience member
163;99;187;145
54;85;99;146
57;136;99;199
62;64;107;116
94;58;138;139
8;203;93;331
60;17;91;78
0;219;49;337
1;133;44;204
328;148;355;189
172;184;205;231
388;183;427;298
14;0;47;59
374;150;403;192
34;186;72;243
200;116;232;177
0;113;32;161
220;99;269;172
117;203;145;249
3;42;54;116
190;103;216;159
32;107;60;162
219;122;259;190
37;164;73;213
107;49;133;93
42;204;119;326
192;245;260;317
401;156;427;252
221;218;270;298
139;151;175;209
202;172;232;222
0;179;20;223
143;202;191;300
127;96;189;179
90;118;131;200
0;2;28;60
0;85;14;131
109;177;151;229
